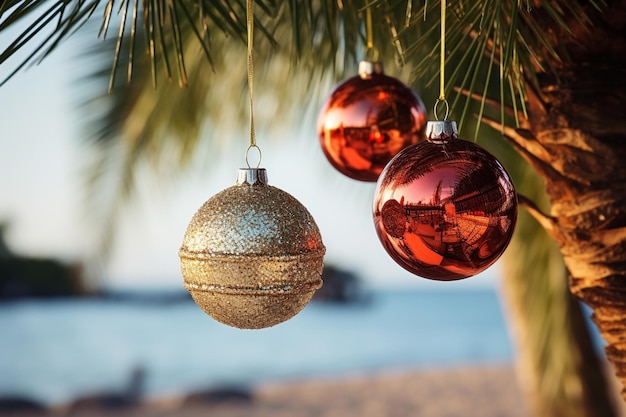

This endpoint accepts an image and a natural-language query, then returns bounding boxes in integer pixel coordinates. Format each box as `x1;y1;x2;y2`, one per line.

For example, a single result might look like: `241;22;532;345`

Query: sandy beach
2;365;530;417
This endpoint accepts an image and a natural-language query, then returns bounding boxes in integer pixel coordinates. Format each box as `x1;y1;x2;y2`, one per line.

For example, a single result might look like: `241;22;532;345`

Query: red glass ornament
317;62;427;182
373;121;518;281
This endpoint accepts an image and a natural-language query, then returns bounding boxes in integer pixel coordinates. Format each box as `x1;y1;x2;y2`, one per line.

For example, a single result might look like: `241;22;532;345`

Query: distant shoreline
36;365;529;417
0;289;516;410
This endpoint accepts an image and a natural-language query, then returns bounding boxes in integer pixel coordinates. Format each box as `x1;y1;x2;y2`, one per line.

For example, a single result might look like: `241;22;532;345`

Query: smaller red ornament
317;61;427;182
373;120;518;281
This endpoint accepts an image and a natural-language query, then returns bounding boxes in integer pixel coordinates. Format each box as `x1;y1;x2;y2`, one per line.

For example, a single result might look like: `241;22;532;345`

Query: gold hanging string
366;2;373;49
365;1;379;61
434;0;449;120
245;0;261;167
439;0;446;101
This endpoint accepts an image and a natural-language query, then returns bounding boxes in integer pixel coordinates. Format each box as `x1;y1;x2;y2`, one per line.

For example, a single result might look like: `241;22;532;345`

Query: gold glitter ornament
179;168;326;329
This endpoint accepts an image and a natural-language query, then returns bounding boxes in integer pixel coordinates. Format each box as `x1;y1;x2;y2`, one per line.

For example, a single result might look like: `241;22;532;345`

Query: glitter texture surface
179;169;325;329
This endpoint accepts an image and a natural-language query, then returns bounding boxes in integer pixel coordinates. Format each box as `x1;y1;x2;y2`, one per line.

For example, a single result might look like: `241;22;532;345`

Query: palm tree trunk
490;0;626;408
492;1;626;405
498;162;618;417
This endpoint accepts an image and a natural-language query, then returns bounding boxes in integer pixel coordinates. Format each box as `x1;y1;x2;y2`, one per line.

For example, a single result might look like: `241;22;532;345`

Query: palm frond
1;0;607;98
0;0;610;257
0;1;103;83
404;0;604;134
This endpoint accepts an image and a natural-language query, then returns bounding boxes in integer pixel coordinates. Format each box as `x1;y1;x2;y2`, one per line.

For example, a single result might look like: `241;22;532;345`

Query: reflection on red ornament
373;121;518;281
317;61;427;182
369;125;385;144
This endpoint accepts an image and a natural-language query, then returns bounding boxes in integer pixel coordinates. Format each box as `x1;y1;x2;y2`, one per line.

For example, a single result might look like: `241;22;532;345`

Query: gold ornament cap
179;168;325;329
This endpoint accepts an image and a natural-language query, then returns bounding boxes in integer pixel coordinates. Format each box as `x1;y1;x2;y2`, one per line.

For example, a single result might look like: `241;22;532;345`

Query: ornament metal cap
236;168;268;185
427;120;458;143
358;61;384;79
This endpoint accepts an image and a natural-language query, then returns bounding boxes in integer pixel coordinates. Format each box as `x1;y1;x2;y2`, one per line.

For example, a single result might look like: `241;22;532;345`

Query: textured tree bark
484;1;626;410
498;163;618;417
494;1;626;402
502;118;626;404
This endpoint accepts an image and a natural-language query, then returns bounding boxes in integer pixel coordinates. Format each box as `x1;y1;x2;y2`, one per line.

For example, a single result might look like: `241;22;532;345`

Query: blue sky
0;29;499;291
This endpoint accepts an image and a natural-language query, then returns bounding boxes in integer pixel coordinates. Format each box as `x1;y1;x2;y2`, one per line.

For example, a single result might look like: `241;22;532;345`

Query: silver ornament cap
358;61;384;79
426;120;458;144
236;167;268;185
179;168;325;329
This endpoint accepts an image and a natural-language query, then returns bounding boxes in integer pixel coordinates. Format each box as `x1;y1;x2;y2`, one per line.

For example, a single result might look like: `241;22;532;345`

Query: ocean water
0;289;513;405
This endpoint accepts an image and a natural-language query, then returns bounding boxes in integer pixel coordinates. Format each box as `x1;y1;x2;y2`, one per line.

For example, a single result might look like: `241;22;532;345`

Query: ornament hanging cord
434;0;449;121
245;0;261;168
365;1;379;61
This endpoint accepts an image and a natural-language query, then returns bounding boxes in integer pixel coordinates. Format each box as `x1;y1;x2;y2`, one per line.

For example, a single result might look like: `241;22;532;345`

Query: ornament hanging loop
434;98;449;121
365;45;380;62
245;144;262;168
